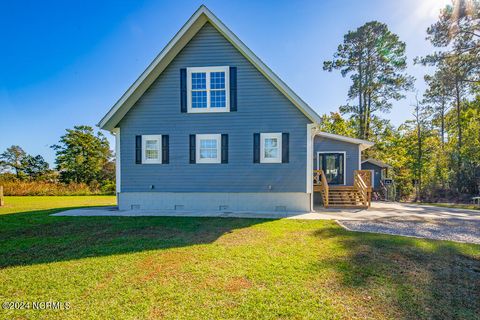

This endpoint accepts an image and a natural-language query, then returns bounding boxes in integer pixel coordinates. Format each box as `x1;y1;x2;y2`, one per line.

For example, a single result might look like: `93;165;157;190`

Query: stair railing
354;170;371;207
313;170;329;208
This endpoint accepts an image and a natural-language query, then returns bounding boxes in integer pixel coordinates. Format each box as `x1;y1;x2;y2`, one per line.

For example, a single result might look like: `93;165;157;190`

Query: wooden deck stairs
314;170;372;209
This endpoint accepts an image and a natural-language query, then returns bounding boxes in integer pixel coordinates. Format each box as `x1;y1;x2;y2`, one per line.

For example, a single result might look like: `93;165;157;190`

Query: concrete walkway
53;202;480;244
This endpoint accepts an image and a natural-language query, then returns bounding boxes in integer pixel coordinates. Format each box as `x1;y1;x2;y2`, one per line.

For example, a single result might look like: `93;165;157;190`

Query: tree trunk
365;92;371;140
358;58;363;139
455;81;462;150
440;100;445;149
416;105;422;201
455;80;462;192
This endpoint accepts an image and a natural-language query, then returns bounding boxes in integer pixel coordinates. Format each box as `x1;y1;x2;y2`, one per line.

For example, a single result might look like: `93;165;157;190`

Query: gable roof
362;158;392;168
315;131;374;150
98;5;321;131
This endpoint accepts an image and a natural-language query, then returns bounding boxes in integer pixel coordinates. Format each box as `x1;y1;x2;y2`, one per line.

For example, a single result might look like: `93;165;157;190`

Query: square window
260;133;282;163
142;135;162;164
187;67;230;113
196;134;221;163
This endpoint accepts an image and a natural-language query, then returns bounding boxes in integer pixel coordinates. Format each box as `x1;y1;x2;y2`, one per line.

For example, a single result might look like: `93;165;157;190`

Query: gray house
98;5;373;212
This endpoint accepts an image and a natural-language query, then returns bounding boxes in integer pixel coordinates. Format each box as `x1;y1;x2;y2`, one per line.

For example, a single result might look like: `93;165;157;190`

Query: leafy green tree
52;125;113;184
0;145;27;178
323;21;414;140
423;69;452;148
417;0;480;191
426;0;479;62
317;112;356;137
22;155;51;180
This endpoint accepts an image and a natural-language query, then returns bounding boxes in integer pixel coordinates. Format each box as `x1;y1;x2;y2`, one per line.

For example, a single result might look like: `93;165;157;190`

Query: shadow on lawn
314;226;480;319
0;206;270;269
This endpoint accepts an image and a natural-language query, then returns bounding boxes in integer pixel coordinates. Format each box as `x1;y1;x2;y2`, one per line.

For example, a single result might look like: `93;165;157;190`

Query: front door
317;152;345;185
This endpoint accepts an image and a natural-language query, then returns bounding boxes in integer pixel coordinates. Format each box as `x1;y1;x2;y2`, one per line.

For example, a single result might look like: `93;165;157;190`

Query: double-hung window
187;66;229;113
260;133;282;163
142;135;162;164
196;134;221;163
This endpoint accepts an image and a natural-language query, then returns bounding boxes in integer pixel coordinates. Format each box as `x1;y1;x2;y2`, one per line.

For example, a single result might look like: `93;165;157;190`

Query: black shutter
162;135;169;164
180;68;187;113
229;67;237;111
135;135;142;164
282;133;289;163
253;133;260;163
189;134;196;164
221;134;228;164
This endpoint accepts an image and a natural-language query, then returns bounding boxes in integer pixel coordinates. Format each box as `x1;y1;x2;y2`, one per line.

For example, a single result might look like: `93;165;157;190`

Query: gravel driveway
339;217;480;244
321;202;480;244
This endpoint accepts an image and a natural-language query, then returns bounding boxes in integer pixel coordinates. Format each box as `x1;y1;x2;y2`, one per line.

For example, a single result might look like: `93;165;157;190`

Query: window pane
146;140;157;149
191;72;206;90
192;91;207;108
146;150;159;160
210;72;225;89
199;139;218;159
200;149;217;159
145;139;159;160
210;90;226;108
264;138;278;148
264;147;278;158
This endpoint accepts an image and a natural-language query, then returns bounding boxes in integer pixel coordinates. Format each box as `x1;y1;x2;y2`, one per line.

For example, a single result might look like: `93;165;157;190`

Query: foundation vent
174;205;185;211
131;204;140;210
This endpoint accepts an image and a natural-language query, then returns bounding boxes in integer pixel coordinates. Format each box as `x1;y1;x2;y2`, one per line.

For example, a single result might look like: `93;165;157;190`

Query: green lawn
421;202;480;211
1;197;479;319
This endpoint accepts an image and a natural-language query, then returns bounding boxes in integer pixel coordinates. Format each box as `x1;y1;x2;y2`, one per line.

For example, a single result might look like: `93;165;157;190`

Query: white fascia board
316;131;374;150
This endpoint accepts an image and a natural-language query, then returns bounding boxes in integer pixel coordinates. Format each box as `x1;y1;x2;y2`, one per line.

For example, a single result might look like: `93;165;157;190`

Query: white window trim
196;134;221;164
142;135;162;164
316;151;346;185
187;66;230;113
260;133;282;164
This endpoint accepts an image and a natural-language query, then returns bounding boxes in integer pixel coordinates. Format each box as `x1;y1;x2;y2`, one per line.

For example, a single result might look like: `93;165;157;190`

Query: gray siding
313;136;360;185
361;162;382;189
118;22;311;193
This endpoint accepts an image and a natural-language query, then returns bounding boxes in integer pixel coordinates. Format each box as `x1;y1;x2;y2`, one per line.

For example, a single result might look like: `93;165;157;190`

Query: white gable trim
98;5;320;131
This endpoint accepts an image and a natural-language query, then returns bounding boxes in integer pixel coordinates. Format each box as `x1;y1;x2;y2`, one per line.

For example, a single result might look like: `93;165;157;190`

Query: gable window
260;133;282;163
142;135;162;164
187;66;229;113
196;134;221;163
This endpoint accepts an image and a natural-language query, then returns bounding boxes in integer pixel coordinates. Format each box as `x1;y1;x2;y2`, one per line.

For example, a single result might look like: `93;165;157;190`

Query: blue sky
0;0;449;164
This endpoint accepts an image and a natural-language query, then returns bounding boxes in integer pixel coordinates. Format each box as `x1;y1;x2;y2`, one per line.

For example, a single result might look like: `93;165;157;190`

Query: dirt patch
133;251;196;284
224;276;253;292
214;228;267;247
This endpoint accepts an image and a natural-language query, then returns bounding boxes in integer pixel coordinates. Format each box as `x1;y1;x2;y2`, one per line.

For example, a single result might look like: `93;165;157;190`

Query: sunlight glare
413;0;451;20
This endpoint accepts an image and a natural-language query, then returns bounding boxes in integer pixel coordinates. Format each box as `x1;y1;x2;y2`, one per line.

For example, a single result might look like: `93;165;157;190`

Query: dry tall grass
1;181;104;196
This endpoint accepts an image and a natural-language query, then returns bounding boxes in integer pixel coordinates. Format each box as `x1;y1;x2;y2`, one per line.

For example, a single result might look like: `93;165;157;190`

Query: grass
0;196;479;319
421;202;480;211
